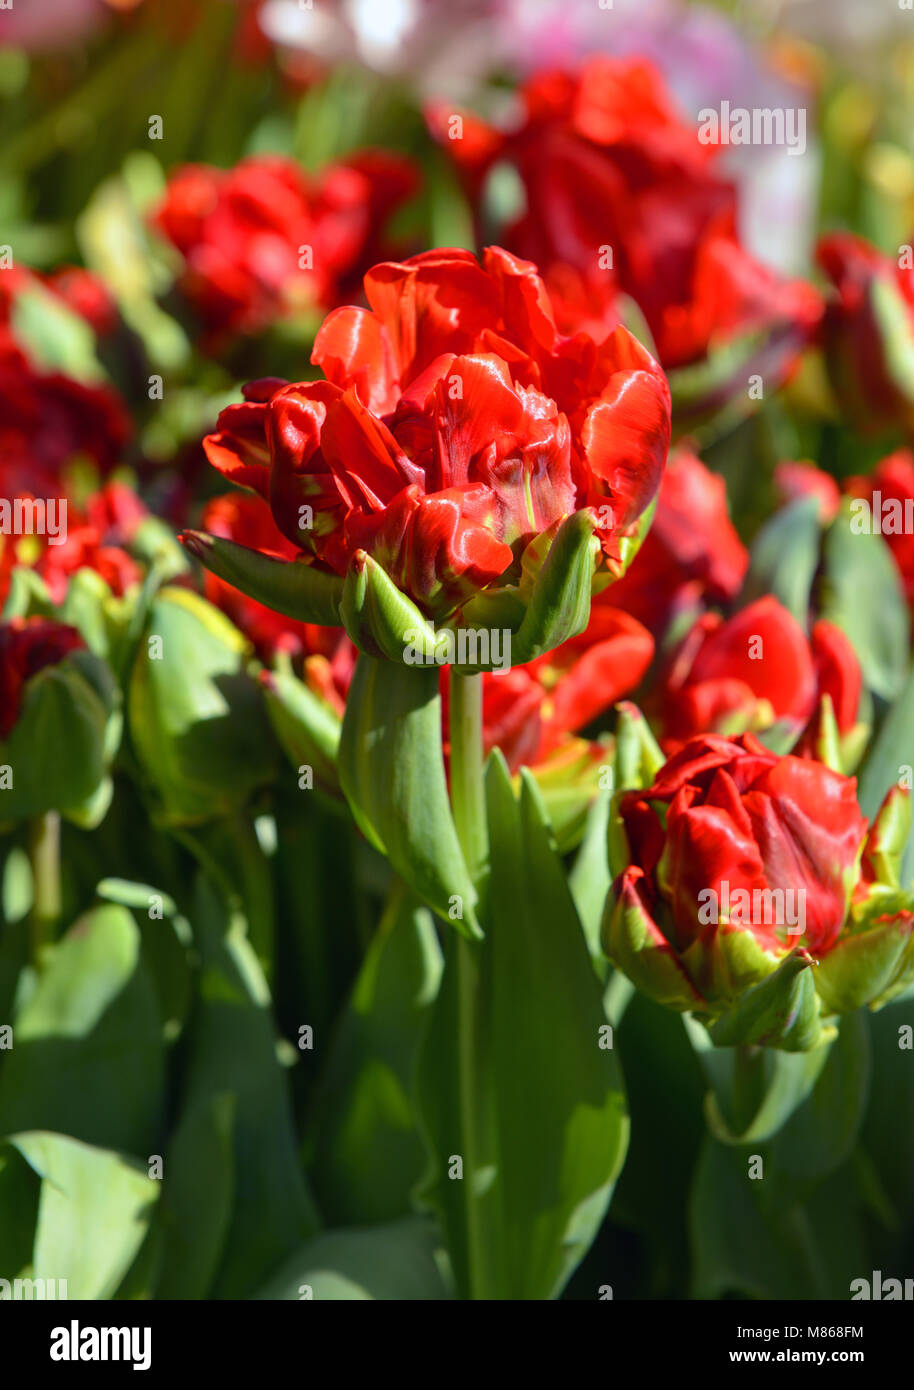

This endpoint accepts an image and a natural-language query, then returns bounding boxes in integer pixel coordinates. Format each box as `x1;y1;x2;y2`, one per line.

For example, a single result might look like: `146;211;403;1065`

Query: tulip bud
0;617;118;825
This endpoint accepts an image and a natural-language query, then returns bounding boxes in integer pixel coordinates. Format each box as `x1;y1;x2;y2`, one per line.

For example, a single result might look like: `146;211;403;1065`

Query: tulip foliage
3;1;914;1307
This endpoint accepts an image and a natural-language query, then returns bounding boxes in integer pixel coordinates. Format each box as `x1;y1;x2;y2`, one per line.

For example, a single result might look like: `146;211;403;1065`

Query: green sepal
863;784;911;888
340;550;439;664
602;875;702;1012
180;530;343;627
606;494;658;586
707;952;824;1052
814;914;914;1015
509;510;598;666
613;700;664;791
338;654;481;937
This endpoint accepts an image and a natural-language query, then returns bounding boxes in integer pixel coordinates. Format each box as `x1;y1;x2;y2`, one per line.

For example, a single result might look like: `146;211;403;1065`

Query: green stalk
448;670;490;1298
448;670;488;885
28;811;61;970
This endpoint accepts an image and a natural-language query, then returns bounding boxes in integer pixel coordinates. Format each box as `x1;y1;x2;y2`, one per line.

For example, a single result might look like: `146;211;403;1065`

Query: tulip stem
449;669;490;1298
448;670;488;888
28;811;62;970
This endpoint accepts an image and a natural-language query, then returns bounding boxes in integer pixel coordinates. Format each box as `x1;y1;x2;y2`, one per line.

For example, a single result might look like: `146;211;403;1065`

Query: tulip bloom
0;269;130;498
654;597;861;752
606;449;747;637
153;152;418;343
774;460;841;524
604;733;914;1019
201;245;671;622
817;233;914;435
430;58;821;385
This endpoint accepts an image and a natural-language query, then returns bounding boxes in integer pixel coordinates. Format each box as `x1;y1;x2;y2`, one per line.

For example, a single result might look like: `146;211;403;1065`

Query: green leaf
667;324;780;440
262;666;342;798
608;998;705;1298
415;756;629;1299
862;992;914;1223
11;1132;160;1300
253;1218;453;1300
154;1094;236;1300
0;904;165;1155
819;500;909;700
872;272;914;408
569;784;613;968
689;1015;872;1298
767;1013;870;1193
309;883;443;1225
689;1136;829;1298
128;587;278;825
688;1018;834;1147
179;874;319;1298
526;738;611;856
742;496;822;626
10;281;105;383
0;1142;40;1281
181;532;343;628
0;649;118;823
78;163;190;370
338;655;480;937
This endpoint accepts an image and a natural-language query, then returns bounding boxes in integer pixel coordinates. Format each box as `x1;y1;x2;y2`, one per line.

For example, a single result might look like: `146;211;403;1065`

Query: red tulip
657;597;816;746
606;449;747;637
774;460;841;524
605;733;869;1013
654;598;862;755
431;58;821;384
817;232;914;435
0;617;85;739
153;152;418;343
0;268;130;493
202;246;671;620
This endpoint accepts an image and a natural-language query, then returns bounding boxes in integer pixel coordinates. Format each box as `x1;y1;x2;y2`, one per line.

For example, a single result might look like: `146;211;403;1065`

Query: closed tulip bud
602;733;914;1045
0;617;119;825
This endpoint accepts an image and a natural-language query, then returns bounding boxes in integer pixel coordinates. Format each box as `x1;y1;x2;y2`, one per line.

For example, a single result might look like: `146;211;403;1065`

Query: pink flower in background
0;0;134;51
